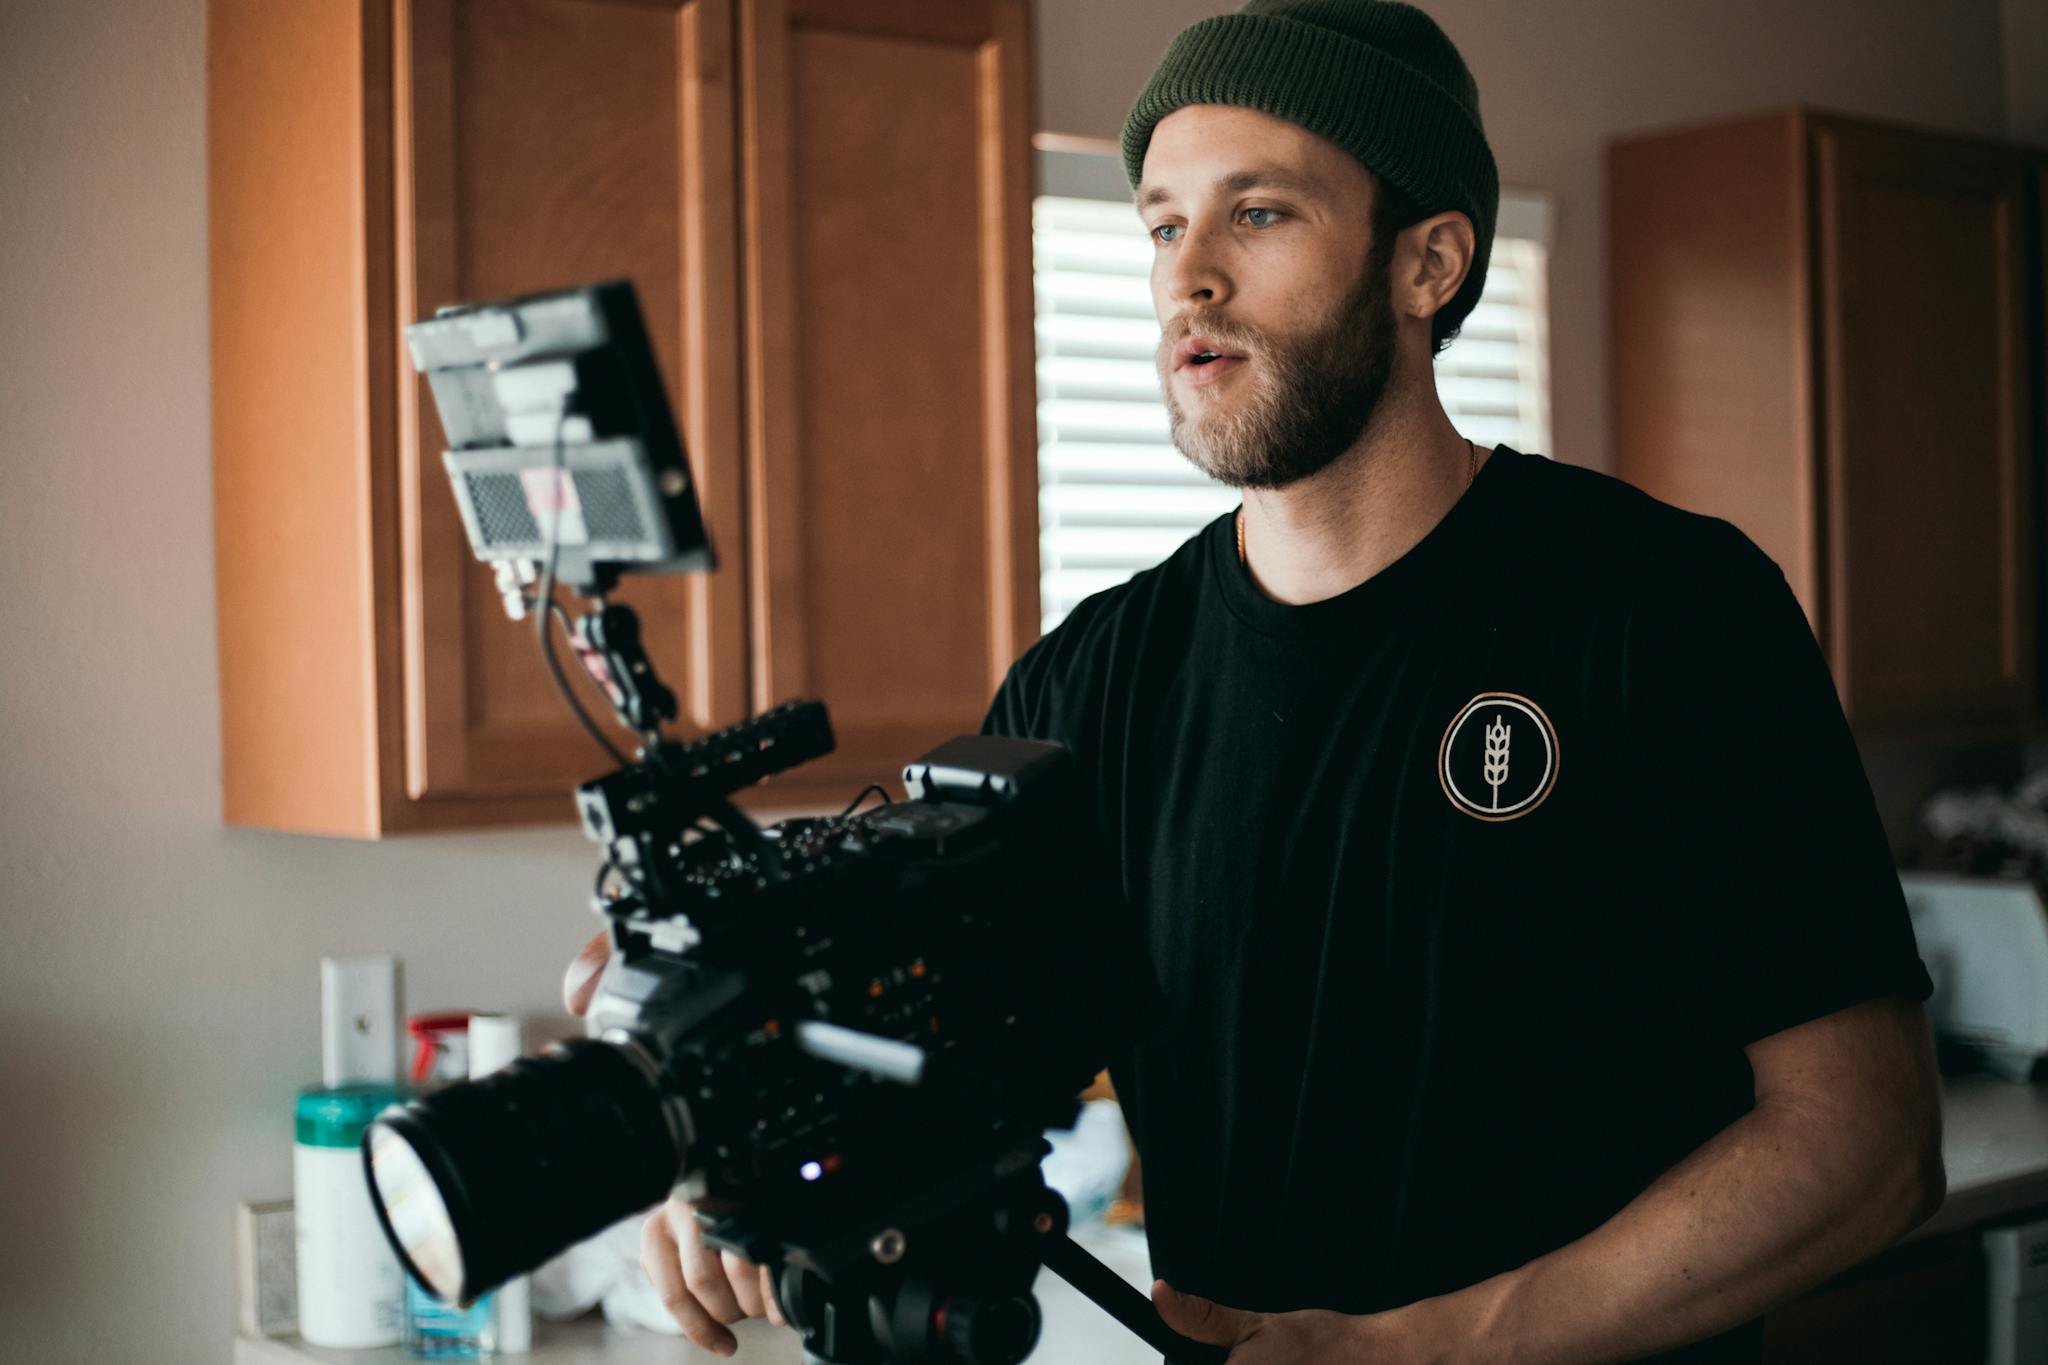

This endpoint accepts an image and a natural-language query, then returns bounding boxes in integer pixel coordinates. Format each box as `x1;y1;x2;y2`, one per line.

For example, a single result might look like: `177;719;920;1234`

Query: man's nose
1164;226;1230;308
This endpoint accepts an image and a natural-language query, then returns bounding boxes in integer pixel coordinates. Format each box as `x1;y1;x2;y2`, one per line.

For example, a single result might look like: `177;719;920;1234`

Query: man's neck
1237;392;1481;607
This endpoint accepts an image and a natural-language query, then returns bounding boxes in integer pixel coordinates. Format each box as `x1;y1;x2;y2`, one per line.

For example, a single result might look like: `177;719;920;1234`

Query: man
587;2;1945;1359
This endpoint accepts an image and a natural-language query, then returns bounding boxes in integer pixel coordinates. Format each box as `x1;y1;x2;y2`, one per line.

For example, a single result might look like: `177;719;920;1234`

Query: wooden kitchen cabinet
737;0;1041;800
1759;1228;1986;1363
208;0;1038;836
1610;108;2042;742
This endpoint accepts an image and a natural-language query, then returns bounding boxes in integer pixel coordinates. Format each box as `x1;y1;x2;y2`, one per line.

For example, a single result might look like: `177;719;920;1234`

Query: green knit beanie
1121;0;1498;325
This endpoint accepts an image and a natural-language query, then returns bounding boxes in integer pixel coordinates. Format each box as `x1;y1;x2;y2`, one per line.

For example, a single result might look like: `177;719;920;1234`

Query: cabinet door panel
392;0;747;812
1609;111;1817;611
1760;1229;1984;1363
739;0;1039;808
214;0;390;834
1816;123;2033;734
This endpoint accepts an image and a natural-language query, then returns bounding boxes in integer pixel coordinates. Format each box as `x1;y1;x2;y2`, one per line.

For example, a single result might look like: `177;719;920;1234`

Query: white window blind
1033;155;1553;635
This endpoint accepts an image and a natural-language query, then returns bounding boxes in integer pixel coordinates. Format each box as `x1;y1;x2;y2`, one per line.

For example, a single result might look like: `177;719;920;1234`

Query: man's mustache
1159;317;1265;356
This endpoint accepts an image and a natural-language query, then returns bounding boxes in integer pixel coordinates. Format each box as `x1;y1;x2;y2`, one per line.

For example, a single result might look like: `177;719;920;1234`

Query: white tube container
294;1084;406;1347
469;1014;533;1353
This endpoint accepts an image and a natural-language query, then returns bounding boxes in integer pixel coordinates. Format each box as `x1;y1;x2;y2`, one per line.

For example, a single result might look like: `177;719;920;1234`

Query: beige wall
0;1;2026;1360
0;7;601;1358
1037;0;2013;477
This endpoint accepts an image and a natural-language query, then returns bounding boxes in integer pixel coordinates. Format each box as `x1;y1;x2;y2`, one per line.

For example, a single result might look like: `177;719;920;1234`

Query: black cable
544;601;629;765
838;783;891;818
534;406;630;767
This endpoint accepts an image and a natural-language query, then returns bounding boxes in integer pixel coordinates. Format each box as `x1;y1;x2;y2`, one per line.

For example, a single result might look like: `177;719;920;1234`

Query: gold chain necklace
1237;438;1480;568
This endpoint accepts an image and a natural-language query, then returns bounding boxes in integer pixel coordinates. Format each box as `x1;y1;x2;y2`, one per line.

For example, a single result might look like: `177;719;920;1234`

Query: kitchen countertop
1909;1072;2048;1239
236;1075;2048;1364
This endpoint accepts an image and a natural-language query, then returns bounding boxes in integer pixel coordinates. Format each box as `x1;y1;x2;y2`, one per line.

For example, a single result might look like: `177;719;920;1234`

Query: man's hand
567;935;792;1353
1151;1281;1437;1364
641;1193;787;1356
563;928;611;1016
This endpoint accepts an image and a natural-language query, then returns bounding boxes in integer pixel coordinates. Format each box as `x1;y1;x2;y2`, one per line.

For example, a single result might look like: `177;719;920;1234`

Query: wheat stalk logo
1484;714;1511;810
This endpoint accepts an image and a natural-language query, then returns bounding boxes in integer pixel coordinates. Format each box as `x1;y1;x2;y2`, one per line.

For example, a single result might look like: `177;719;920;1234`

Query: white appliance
1986;1216;2048;1365
1900;872;2048;1082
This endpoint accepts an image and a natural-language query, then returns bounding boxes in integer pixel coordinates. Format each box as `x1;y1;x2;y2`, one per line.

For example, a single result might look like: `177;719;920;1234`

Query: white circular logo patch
1438;692;1560;822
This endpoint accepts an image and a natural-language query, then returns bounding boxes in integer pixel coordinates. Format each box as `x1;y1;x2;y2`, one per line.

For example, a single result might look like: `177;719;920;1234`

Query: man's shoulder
991;516;1217;734
1018;528;1207;667
1504;447;1780;592
1507;451;1813;708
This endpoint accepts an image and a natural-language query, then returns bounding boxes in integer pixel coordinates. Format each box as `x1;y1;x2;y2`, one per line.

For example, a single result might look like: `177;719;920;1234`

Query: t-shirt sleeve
1621;519;1933;1052
980;659;1036;740
977;632;1152;1077
980;630;1063;742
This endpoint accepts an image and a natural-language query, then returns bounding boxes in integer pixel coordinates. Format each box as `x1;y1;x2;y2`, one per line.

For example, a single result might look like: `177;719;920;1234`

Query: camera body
368;706;1117;1364
596;722;1112;1362
587;719;1108;1246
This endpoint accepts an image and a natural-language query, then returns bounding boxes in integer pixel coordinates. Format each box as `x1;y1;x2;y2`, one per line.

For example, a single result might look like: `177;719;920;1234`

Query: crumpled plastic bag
528;1209;681;1333
1039;1098;1132;1230
1919;766;2048;879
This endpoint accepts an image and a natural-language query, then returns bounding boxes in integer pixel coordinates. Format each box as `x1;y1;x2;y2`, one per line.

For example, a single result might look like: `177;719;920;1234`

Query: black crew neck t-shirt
982;445;1932;1363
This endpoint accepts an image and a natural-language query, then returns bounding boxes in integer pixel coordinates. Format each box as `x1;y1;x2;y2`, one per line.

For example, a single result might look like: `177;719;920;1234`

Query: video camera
363;280;1219;1365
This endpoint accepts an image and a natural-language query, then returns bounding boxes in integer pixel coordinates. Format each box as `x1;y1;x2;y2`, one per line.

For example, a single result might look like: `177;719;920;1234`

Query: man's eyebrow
1135;168;1325;211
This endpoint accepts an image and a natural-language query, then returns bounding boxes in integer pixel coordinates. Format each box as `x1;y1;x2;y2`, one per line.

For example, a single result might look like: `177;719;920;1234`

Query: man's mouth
1174;335;1249;385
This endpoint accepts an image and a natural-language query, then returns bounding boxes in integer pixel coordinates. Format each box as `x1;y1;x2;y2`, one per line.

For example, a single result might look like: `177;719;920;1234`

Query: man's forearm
1402;1098;1940;1365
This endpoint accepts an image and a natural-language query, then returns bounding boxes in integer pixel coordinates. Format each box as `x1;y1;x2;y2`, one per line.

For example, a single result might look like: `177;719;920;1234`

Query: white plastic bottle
295;1084;407;1347
469;1014;533;1353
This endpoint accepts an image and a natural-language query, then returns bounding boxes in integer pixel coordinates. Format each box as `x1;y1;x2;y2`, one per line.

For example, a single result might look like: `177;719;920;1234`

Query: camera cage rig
385;279;1224;1365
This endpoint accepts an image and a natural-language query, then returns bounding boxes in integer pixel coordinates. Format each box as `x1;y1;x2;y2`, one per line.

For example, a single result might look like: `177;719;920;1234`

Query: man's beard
1156;250;1400;491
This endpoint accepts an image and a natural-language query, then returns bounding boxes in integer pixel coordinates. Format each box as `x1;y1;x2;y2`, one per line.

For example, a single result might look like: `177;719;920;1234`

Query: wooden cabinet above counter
208;0;1038;836
1610;108;2046;744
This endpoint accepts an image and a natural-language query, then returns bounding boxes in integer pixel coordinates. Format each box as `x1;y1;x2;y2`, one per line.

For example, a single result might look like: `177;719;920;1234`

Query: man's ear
1398;209;1475;322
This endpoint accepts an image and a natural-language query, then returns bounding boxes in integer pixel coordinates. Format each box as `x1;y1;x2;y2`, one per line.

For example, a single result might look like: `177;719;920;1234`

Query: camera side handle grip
1039;1233;1230;1365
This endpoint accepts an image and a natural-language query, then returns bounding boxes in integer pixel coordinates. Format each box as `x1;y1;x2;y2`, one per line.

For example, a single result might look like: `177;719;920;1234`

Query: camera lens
362;1039;686;1304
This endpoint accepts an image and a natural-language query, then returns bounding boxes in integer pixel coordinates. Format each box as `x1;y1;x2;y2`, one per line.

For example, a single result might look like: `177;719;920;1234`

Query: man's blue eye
1154;224;1181;243
1245;208;1282;227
